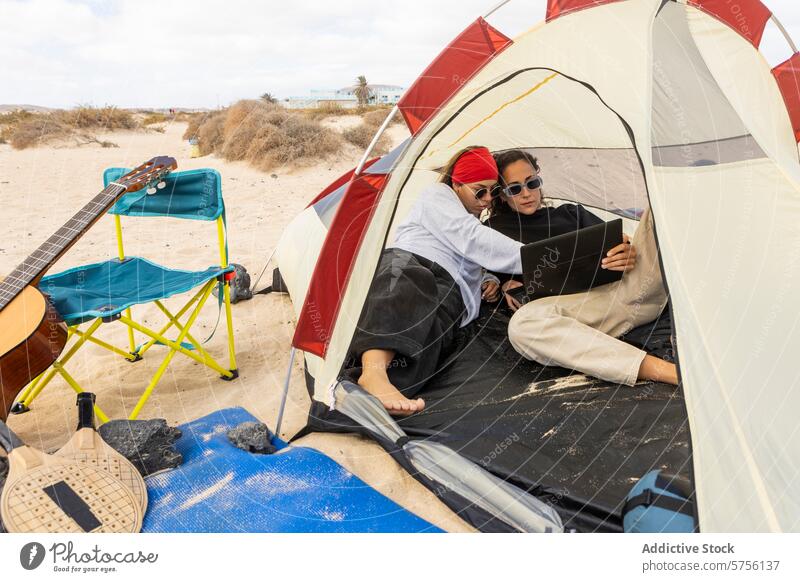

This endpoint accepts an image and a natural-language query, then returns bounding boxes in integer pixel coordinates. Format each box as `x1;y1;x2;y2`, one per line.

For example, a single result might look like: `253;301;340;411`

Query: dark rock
227;422;276;454
98;419;183;476
213;263;252;304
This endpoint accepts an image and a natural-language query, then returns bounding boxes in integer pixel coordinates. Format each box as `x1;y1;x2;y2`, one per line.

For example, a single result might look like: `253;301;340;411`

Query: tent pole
770;15;798;54
275;346;296;437
355;105;399;175
483;0;512;19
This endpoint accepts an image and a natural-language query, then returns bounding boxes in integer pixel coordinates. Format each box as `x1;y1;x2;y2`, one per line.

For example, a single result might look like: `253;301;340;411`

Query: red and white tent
276;0;800;532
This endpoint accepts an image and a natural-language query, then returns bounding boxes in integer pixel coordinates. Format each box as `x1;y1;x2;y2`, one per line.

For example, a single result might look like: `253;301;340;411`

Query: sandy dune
0;120;473;532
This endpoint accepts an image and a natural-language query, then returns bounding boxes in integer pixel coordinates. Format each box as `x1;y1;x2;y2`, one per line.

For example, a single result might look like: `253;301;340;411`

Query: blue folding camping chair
15;168;238;421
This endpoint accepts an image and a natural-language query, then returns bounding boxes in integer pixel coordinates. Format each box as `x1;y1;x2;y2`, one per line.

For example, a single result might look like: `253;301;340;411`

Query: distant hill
0;104;54;114
1;105;211;115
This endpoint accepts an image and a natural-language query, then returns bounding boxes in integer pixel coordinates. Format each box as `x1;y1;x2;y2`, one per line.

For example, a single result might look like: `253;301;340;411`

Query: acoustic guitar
0;156;177;420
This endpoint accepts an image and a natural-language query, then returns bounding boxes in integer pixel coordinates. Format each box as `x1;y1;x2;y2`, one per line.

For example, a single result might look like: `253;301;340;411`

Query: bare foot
357;370;425;416
638;354;679;385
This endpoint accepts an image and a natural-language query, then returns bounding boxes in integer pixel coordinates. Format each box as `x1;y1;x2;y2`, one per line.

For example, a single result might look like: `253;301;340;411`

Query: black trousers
346;248;466;398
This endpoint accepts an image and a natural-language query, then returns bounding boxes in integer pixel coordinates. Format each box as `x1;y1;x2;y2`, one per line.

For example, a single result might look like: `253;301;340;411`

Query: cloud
1;0;797;108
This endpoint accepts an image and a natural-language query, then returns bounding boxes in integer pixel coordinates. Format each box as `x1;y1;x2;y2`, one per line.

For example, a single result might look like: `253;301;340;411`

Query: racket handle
0;419;26;452
76;392;97;431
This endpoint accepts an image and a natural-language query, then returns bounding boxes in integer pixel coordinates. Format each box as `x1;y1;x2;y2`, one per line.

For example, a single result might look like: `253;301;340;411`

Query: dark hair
438;145;488;188
489;149;541;216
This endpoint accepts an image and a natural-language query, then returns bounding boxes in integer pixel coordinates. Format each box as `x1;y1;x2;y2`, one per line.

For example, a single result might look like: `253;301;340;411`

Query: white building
284;84;405;109
336;84;405;105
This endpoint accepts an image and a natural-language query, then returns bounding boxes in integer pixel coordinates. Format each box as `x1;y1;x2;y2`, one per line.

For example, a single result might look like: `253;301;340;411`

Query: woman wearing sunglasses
486;149;678;386
347;146;524;415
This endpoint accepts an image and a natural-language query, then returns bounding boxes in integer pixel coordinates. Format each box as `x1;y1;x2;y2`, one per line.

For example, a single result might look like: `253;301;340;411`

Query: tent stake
355;105;399;175
275;346;296;437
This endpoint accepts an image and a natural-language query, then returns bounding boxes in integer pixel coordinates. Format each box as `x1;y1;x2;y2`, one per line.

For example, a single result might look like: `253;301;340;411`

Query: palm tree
354;76;373;107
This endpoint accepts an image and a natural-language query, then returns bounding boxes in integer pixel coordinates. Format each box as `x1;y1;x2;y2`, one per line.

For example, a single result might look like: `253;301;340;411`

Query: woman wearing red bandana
345;146;524;415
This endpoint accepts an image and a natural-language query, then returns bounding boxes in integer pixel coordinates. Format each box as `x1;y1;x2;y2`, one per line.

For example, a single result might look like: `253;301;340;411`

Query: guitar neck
0;183;128;311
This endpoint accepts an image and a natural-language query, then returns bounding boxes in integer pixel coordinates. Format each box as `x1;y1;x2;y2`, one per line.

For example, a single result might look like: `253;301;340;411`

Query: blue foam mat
142;408;442;532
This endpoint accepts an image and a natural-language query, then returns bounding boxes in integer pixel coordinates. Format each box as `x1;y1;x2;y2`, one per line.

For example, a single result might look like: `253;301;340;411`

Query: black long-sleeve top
484;203;604;281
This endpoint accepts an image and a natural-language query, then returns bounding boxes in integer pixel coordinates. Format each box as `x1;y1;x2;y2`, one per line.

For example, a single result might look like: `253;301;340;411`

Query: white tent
276;0;800;532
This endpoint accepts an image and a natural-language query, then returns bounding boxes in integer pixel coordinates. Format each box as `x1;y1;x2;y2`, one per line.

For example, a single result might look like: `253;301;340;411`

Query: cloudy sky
1;0;799;109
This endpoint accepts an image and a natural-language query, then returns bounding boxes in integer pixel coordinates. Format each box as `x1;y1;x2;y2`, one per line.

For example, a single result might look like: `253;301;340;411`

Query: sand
0;120;473;532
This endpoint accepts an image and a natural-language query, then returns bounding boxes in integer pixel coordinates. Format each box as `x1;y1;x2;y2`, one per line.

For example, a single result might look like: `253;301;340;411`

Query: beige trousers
508;209;668;386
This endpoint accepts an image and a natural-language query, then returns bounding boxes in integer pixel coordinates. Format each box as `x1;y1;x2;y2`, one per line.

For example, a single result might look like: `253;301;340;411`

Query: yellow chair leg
15;326;77;405
73;327;140;361
216;215;237;374
223;282;238;373
119;315;233;377
125;308;136;354
54;363;110;423
128;282;217;420
134;286;207;358
14;370;47;407
153;301;217;365
20;319;103;407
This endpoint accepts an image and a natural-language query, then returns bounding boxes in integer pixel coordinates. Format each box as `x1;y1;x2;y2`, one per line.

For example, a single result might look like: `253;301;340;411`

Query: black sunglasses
471;184;505;200
504;176;543;197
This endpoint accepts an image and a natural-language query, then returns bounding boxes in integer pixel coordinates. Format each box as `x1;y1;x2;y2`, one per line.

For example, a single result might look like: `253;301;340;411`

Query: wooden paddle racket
0;418;142;533
55;393;147;513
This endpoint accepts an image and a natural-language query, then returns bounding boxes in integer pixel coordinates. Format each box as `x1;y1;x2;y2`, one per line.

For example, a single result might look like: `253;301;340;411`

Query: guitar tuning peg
157;181;166;190
146;186;157;195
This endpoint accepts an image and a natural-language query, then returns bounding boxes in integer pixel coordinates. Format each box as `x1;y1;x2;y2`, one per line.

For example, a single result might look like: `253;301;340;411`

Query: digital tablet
520;219;624;301
504;285;530;306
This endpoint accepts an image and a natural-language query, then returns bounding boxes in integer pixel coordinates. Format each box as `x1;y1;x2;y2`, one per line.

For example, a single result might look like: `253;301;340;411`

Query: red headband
450;147;498;185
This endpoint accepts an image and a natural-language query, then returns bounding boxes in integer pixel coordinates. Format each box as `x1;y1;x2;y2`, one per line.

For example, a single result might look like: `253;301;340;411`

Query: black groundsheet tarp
309;303;692;532
397;303;692;531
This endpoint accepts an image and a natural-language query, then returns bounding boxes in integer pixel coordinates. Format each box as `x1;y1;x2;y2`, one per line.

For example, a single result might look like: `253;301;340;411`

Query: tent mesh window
651;2;766;167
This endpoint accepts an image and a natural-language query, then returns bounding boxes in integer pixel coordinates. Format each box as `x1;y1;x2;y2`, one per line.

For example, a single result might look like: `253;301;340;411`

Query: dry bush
251;114;343;170
0;120;16;144
182;113;204;140
355;104;392;115
220;100;278;161
0;109;34;127
2;106;139;149
182;110;224;141
342;123;390;155
223;99;279;135
73;135;119;148
302;102;352;120
187;99;344;170
58;106;136;130
174;111;197;123
196;111;227;155
361;108;401;129
141;112;167;125
8;116;70;149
